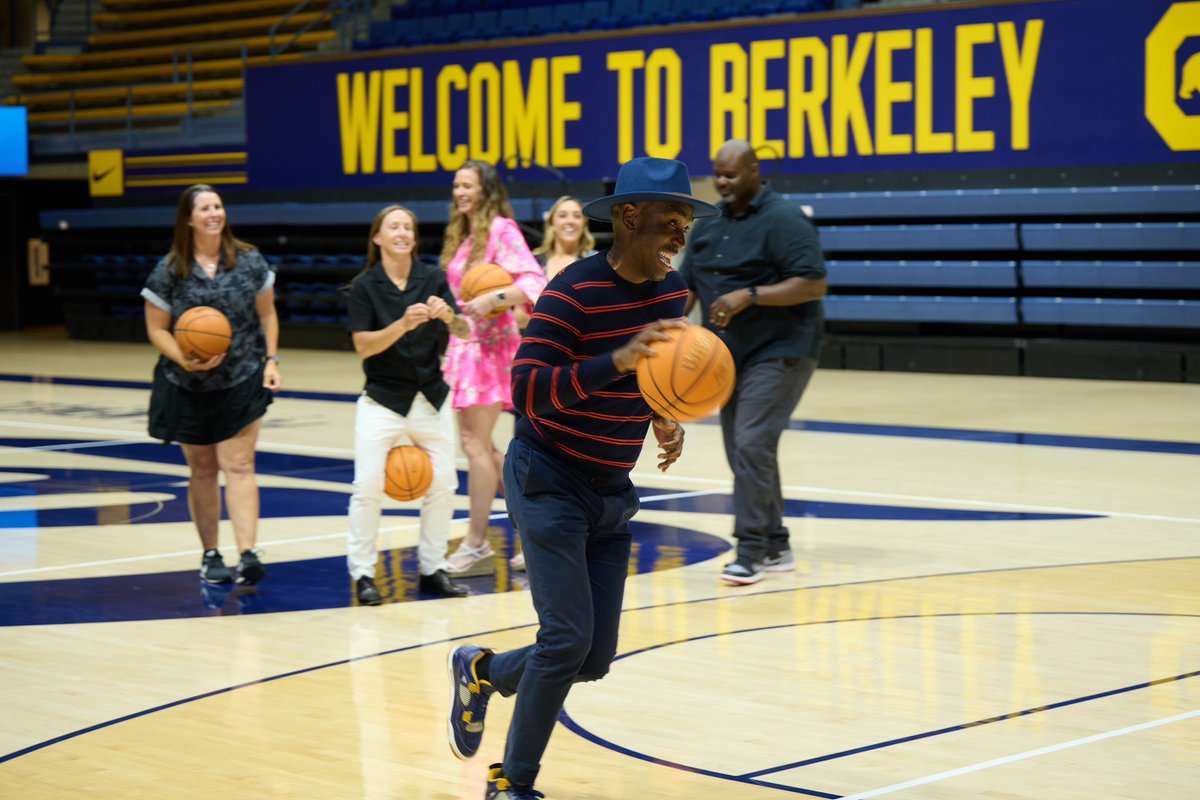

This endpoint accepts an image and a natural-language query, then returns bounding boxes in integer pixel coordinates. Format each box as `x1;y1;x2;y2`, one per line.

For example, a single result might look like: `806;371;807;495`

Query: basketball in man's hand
459;262;514;319
636;325;735;422
174;306;232;360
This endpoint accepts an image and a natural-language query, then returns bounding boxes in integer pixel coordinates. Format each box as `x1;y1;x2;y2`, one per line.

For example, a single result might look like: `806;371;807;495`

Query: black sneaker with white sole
720;557;764;586
200;550;233;584
236;549;265;585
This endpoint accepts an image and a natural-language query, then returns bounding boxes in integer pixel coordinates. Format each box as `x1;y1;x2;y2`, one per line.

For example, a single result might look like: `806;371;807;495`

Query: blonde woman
531;195;596;281
441;160;547;575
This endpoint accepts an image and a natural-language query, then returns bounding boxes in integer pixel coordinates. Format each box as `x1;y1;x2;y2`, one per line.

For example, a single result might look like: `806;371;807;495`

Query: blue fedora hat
583;157;720;222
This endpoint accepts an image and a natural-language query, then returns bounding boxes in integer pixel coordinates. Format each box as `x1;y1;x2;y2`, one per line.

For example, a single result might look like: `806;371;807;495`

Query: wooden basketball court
1;328;1196;799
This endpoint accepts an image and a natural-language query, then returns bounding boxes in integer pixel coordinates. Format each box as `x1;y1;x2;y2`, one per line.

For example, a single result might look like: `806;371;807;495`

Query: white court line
838;709;1200;800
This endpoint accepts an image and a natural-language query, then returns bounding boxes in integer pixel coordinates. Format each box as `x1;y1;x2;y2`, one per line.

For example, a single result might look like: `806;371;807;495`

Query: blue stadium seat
1022;261;1200;289
580;1;618;31
802;185;1200;222
610;0;645;28
1022;222;1200;252
825;295;1018;324
544;2;580;33
466;10;501;41
641;0;681;25
819;224;1019;253
828;260;1018;288
526;3;563;34
497;7;531;38
427;13;470;45
1022;297;1200;328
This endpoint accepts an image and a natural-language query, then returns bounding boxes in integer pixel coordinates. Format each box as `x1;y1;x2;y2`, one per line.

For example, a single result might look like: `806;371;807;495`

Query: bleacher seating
809;185;1200;330
7;0;342;136
366;0;848;50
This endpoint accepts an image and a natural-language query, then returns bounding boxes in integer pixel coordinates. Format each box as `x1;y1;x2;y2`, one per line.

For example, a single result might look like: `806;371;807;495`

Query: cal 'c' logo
1146;2;1200;150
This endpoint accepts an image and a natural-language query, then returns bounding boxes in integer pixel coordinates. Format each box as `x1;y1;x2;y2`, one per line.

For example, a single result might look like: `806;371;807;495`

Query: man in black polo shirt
680;139;828;585
346;205;471;602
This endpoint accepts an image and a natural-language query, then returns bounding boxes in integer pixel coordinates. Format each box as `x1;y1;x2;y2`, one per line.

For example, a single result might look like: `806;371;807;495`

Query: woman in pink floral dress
440;160;546;575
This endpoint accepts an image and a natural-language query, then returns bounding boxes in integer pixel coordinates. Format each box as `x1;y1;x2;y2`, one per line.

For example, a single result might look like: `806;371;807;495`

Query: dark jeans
720;356;817;563
489;438;639;786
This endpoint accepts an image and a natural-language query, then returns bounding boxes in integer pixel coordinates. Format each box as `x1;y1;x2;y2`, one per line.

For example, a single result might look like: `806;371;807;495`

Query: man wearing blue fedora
446;157;719;800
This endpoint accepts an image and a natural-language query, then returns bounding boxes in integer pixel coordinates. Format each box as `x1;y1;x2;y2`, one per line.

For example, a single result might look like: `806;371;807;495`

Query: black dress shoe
419;568;467;598
355;576;382;606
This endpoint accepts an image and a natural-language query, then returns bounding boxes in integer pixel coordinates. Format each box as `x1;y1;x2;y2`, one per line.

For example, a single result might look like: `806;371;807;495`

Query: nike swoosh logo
93;166;116;182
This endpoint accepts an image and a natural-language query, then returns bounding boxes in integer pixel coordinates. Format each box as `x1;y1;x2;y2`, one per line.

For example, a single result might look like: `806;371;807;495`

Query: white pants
347;393;458;579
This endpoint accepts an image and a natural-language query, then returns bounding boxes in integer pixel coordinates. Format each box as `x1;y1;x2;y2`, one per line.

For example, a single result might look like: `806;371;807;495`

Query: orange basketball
384;444;433;502
636;325;736;423
459;262;514;319
174;306;232;360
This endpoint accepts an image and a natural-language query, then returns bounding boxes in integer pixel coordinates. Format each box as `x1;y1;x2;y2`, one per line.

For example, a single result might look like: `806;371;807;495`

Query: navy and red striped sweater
511;250;688;486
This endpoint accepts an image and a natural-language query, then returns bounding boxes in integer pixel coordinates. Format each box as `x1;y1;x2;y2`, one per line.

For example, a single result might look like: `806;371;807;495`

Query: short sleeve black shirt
346;259;455;416
680;183;826;368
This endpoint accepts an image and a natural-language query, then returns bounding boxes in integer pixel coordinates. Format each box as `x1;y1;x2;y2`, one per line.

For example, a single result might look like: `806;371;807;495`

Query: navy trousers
488;437;639;786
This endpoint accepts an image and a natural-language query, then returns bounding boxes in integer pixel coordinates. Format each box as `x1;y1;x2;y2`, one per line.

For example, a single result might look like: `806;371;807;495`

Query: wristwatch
264;355;279;363
748;286;758;304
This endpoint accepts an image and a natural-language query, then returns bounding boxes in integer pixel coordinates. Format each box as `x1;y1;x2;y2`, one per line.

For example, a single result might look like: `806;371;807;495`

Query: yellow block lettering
381;69;409;173
437;65;468;171
750;39;786;160
955;23;995;152
788;37;829;158
550;56;582;168
607;50;645;164
831;32;874;157
915;28;953;153
874;29;913;155
469;62;501;163
998;19;1043;151
504;59;549;168
407;68;437;172
336;71;381;175
710;43;747;159
645;48;682;158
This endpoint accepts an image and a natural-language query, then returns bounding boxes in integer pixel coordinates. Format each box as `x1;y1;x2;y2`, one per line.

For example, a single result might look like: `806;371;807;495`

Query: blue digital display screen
0;107;30;177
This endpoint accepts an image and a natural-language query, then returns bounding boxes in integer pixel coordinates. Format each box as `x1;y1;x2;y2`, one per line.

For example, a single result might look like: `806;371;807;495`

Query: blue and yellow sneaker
447;644;495;760
485;764;544;799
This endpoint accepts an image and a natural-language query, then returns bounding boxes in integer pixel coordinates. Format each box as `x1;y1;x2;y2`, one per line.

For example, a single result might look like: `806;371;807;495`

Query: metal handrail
269;0;370;59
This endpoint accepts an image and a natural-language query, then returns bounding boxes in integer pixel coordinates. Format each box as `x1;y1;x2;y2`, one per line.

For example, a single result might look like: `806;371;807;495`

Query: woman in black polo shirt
142;184;281;587
345;205;471;604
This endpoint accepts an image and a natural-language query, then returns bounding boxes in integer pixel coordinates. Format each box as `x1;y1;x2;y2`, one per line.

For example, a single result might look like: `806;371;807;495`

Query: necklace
196;253;219;277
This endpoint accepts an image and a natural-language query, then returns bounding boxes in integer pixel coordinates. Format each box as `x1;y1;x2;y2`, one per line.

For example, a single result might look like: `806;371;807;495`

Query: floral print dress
444;216;546;409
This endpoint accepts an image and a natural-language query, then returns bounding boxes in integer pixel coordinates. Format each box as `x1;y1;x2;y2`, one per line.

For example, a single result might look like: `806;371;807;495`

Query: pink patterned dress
444;216;546;410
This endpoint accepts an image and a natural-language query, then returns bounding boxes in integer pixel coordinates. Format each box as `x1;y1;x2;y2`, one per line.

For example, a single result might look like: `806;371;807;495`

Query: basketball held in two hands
384;445;432;502
174;306;232;360
636;325;735;423
459;262;514;319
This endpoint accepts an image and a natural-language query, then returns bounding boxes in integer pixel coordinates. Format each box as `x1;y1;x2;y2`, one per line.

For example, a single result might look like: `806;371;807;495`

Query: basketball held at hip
459;262;514;319
174;306;232;360
384;445;433;502
636;325;735;423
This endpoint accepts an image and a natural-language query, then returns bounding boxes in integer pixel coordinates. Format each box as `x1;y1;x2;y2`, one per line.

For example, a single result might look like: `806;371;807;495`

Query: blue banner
244;0;1200;190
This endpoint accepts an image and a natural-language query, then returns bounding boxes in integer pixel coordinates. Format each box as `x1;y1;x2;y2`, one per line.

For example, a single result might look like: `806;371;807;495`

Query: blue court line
3;373;1198;456
560;612;1200;797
